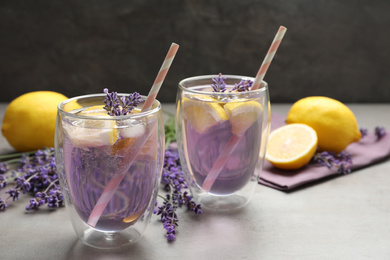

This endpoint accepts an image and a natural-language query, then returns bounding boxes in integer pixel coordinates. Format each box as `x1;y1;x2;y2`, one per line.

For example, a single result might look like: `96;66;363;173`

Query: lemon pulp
224;100;263;135
266;123;318;170
182;94;263;136
182;95;228;134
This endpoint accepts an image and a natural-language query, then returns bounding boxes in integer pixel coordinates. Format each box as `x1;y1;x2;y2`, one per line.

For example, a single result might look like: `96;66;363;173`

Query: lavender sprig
313;151;353;174
359;128;368;138
375;126;386;140
230;79;253;92
211;73;227;93
0;148;63;211
0;163;8;173
0;198;7;210
103;88;142;116
154;147;202;241
103;88;120;116
360;127;387;140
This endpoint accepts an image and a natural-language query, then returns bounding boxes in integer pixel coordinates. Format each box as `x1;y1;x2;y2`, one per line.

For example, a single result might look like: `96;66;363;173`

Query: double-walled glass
176;75;270;211
55;94;164;249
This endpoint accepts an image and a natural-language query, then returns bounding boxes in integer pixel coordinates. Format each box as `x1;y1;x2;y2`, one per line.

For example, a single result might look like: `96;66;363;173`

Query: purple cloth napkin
259;114;390;191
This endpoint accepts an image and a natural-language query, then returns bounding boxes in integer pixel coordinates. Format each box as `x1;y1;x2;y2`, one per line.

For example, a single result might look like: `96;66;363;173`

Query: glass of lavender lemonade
176;74;270;210
55;92;164;249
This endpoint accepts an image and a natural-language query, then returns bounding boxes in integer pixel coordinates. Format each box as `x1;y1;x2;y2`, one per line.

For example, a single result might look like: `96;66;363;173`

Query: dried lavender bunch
230;79;254;92
103;88;142;116
211;73;227;93
313;151;353;174
0;148;63;211
154;147;202;241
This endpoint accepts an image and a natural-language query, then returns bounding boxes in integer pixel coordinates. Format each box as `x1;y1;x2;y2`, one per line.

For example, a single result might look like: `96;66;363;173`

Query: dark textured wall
1;0;389;103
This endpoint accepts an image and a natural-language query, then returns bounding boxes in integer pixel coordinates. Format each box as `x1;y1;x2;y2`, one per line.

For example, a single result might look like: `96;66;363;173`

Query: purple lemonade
181;85;263;196
62;107;158;232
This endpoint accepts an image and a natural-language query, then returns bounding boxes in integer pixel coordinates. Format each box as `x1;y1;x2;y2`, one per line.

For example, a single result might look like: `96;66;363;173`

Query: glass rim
57;93;162;120
178;74;268;96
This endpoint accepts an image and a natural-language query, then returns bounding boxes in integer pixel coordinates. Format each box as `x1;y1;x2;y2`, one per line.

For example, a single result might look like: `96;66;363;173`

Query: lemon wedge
265;123;318;170
64;107;118;148
79;105;107;114
62;100;83;113
182;95;228;134
223;100;263;135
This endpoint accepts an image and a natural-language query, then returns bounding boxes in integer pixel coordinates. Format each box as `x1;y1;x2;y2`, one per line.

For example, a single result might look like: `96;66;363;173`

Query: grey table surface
1;103;390;260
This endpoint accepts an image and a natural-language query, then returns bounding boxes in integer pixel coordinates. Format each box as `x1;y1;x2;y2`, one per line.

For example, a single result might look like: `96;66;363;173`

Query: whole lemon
286;96;361;153
2;91;68;152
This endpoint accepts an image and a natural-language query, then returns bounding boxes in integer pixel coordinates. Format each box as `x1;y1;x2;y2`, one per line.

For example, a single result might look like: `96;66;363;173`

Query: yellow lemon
286;96;361;153
224;100;263;135
2;91;68;152
266;124;318;170
182;95;228;133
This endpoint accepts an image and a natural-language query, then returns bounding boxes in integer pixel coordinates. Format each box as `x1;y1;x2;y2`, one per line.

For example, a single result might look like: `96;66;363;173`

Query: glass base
197;193;250;212
78;227;142;249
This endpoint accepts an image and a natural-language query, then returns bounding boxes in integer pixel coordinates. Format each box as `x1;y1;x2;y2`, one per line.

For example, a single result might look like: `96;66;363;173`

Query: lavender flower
26;198;45;210
6;189;20;201
103;88;120;116
0;198;7;210
0;163;8;174
103;88;142;116
0;148;63;211
119;92;142;115
360;128;368;138
313;151;353;174
156;198;179;241
155;147;202;241
231;79;254;92
375;126;386;140
0;175;6;188
212;73;227;93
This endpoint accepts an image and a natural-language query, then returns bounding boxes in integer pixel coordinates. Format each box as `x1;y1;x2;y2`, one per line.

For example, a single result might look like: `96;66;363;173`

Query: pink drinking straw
87;43;179;227
202;27;287;192
251;26;287;90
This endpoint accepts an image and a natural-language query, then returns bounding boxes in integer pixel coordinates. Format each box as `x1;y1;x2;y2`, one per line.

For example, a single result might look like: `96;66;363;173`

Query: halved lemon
265;123;318;170
224;100;263;135
182;95;228;133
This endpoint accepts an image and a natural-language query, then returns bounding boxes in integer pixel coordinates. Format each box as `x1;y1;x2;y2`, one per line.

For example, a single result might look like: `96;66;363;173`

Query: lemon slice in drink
223;100;263;135
265;123;318;170
182;95;228;134
64;106;118;148
80;105;107;114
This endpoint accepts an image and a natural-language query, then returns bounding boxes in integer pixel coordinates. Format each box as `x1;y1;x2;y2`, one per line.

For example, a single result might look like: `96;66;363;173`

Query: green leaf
164;111;176;148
